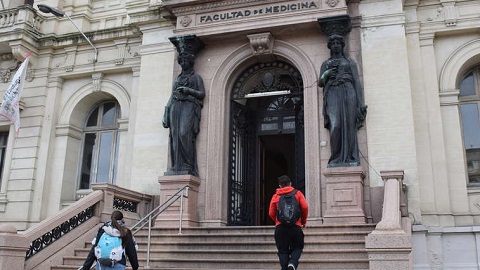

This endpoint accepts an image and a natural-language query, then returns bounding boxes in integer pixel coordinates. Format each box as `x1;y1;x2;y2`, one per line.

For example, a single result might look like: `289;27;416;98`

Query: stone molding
439;89;460;106
439;38;480;93
164;0;286;14
0;193;6;212
54;124;83;139
167;0;347;36
360;13;406;28
58;78;131;125
205;39;320;223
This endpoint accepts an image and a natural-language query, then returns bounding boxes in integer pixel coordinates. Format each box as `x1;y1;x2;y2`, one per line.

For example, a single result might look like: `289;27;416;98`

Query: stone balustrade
0;184;153;270
0;5;40;32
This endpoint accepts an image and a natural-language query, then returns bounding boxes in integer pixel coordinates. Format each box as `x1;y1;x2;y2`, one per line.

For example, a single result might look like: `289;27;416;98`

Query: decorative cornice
164;0;272;15
405;22;420;34
38;26;140;50
126;8;165;25
439;89;459;106
55;124;83;139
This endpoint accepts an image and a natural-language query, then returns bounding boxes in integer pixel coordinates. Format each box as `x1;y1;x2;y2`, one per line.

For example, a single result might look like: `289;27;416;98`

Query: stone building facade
0;0;479;268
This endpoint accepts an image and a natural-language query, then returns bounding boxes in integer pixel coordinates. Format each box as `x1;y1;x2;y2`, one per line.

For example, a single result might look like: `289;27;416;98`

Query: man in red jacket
269;175;309;270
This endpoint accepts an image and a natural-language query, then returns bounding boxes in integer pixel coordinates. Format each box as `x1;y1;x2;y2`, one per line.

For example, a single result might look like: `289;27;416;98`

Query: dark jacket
81;221;139;270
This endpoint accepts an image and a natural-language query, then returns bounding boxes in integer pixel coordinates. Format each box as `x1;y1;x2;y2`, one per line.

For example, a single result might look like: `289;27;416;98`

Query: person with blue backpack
269;175;309;270
81;210;139;270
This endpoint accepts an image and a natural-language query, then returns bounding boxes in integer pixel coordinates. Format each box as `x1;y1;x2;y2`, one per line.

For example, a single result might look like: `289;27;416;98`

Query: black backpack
277;190;302;226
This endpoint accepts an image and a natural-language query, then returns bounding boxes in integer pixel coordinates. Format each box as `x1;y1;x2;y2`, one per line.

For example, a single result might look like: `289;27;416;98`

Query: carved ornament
247;32;274;55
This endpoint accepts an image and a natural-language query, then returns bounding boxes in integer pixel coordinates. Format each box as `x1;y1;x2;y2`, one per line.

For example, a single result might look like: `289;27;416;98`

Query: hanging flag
0;54;30;135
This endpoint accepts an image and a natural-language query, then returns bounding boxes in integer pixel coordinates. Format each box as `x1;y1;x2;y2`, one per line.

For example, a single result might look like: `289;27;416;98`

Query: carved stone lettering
198;1;319;24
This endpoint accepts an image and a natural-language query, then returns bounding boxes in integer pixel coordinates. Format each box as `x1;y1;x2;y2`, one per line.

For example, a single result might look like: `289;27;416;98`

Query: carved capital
318;15;351;37
247;32;274;55
170;34;204;57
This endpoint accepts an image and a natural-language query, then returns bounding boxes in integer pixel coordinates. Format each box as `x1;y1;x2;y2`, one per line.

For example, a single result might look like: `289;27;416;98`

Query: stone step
53;267;368;270
143;258;369;269
68;249;367;264
54;225;373;270
133;224;375;235
76;239;366;257
54;258;369;270
132;231;371;243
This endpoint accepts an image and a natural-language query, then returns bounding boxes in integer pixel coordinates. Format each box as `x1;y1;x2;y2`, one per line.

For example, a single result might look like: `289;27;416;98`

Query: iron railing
78;184;190;270
130;184;190;268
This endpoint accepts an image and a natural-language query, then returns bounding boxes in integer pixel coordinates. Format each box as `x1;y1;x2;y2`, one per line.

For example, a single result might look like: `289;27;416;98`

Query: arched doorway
228;61;305;226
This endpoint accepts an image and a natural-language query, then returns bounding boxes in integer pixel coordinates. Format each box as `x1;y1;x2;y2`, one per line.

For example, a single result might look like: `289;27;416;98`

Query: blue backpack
94;232;124;266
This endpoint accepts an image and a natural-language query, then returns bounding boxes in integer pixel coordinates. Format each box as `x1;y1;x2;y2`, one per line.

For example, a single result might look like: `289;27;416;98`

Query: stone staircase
51;224;375;270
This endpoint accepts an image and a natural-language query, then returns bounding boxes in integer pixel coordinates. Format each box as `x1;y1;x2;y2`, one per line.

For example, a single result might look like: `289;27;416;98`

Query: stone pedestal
366;234;412;270
156;174;200;228
0;224;28;270
365;171;412;270
323;166;366;224
366;218;412;270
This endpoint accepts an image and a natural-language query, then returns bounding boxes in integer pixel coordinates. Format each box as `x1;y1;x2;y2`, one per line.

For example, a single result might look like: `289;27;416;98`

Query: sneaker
287;263;296;270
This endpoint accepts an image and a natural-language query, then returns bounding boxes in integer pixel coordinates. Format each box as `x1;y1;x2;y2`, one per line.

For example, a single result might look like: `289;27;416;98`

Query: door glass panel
460;72;475;97
261;123;278;131
283;116;296;130
460;103;480;183
112;133;120;184
86;107;99;127
96;131;113;183
102;102;116;126
460;104;480;149
80;133;96;189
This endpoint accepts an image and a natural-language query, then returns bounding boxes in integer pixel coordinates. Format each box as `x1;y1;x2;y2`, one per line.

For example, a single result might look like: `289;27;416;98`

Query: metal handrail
78;184;190;270
130;184;190;268
131;184;189;234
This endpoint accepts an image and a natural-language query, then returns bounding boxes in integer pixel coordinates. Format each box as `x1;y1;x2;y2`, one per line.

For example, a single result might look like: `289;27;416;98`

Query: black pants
274;224;304;270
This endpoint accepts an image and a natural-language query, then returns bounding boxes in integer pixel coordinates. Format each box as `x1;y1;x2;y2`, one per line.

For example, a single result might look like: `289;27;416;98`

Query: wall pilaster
359;0;419;222
130;22;175;194
418;33;453;226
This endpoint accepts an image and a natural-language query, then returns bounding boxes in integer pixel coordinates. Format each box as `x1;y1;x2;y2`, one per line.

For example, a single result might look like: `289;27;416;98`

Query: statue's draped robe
164;70;205;176
320;57;364;167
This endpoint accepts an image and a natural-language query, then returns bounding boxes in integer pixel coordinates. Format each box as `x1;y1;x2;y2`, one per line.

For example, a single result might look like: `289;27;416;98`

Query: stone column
366;170;412;270
323;166;366;224
0;224;28;270
156;175;200;227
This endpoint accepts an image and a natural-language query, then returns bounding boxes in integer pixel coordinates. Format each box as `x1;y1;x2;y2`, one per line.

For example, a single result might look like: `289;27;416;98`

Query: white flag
0;54;30;135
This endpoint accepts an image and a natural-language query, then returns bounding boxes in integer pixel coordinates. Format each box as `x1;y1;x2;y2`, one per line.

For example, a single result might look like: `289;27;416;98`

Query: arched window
459;67;480;184
78;101;120;189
